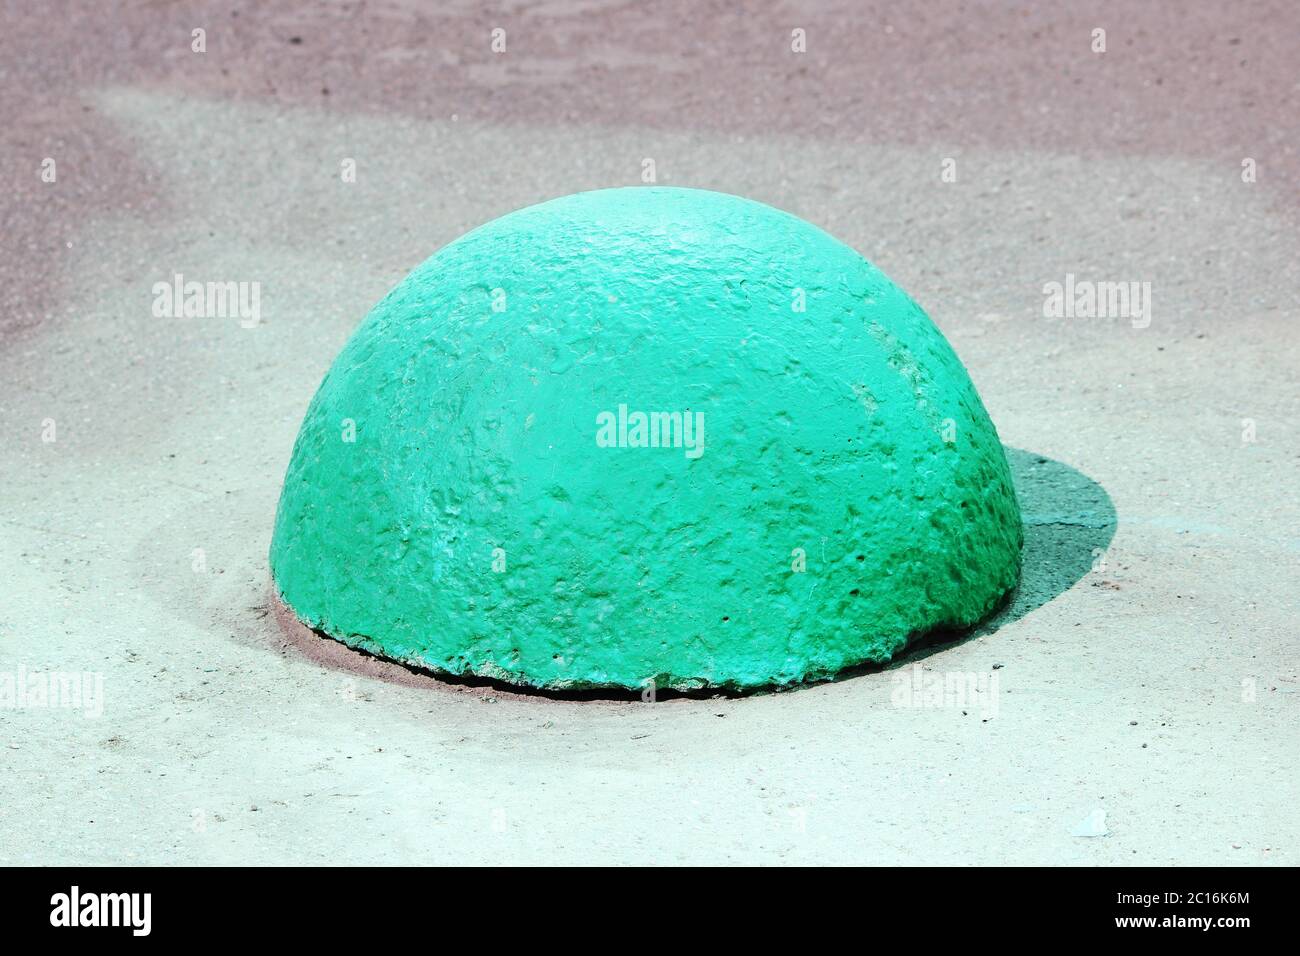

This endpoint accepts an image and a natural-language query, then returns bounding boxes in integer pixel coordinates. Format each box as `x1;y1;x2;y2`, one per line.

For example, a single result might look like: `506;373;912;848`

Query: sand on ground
1;1;1296;865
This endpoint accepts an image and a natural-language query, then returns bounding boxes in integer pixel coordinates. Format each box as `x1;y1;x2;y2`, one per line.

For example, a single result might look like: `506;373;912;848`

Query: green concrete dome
270;187;1022;690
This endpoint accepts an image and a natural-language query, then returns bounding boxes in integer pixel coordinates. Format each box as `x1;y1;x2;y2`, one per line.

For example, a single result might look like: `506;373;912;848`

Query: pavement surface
1;1;1296;864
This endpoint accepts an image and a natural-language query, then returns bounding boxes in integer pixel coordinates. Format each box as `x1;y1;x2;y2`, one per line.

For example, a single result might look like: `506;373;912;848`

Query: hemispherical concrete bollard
271;187;1022;691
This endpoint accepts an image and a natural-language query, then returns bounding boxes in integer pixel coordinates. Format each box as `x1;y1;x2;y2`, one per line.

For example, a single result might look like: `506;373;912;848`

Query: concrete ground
1;1;1296;865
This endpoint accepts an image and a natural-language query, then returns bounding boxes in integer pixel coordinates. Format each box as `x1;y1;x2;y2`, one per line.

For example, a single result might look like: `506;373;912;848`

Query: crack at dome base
270;187;1023;691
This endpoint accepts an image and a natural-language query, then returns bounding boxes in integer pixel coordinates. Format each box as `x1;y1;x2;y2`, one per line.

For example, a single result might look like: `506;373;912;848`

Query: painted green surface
270;187;1022;690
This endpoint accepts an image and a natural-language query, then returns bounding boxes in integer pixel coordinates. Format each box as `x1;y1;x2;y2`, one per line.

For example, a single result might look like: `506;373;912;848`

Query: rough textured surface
269;187;1022;689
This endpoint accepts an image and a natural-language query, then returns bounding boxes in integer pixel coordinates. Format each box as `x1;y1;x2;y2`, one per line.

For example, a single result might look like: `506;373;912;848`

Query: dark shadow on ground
885;445;1118;668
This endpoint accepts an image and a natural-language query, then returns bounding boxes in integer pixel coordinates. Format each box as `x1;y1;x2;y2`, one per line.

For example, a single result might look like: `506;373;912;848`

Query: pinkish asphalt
3;1;1296;336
